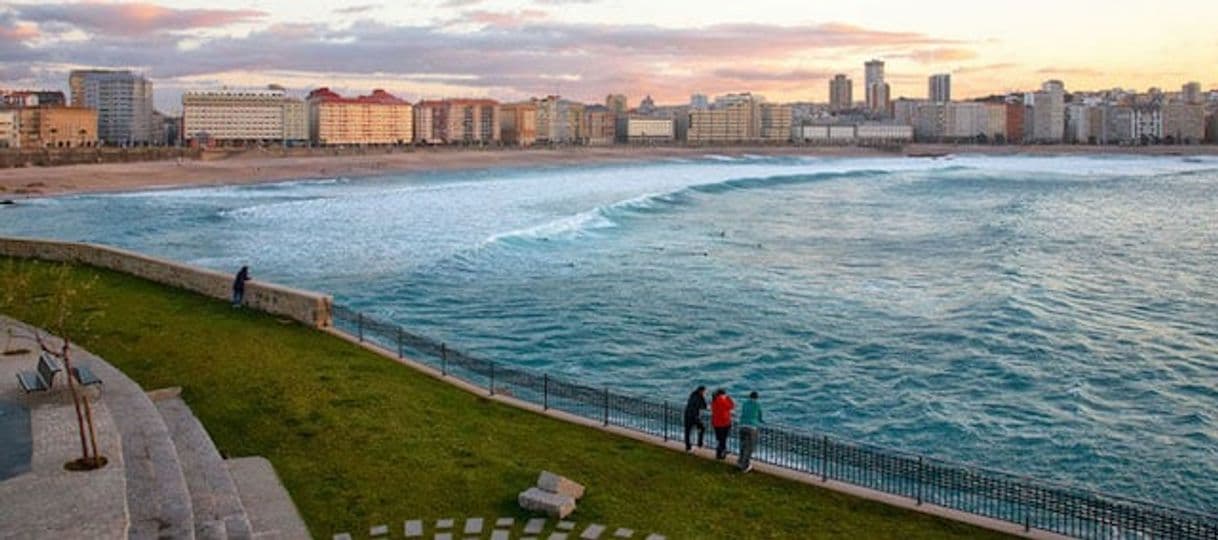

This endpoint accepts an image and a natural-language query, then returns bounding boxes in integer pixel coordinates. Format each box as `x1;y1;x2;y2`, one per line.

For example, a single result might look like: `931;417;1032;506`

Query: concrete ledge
0;236;332;329
326;327;1072;540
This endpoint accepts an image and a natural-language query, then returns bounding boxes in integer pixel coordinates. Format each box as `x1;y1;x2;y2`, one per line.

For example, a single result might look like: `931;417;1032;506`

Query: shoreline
2;143;1216;198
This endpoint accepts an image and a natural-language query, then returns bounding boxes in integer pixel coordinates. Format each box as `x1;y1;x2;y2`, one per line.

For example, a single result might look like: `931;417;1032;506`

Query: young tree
1;260;108;470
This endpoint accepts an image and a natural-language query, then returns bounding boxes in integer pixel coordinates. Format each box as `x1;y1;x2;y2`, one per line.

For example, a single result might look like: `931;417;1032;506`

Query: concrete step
154;393;252;540
227;457;311;540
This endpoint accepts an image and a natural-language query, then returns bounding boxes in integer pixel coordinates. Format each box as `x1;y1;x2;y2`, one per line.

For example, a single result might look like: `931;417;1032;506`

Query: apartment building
1162;102;1205;143
582;105;616;145
182;90;288;145
829;75;853;111
306;88;413;145
688;95;792;143
625;117;675;143
1030;80;1065;143
17;106;99;148
499;102;537;146
69;70;154;145
0;110;17;148
414;99;500;144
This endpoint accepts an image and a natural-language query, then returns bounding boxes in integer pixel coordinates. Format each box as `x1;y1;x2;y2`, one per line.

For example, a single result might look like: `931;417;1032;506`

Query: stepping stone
613;529;634;538
644;535;666;540
405;520;424;537
495;517;515;528
437;519;455;529
464;518;484;534
435;534;453;540
580;524;606;539
548;534;569;540
333;534;352;540
557;521;575;531
491;530;511;540
524;518;547;534
371;524;389;536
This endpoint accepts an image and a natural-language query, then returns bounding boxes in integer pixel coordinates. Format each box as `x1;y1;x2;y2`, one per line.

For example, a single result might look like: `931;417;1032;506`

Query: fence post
821;435;829;482
603;387;609;427
440;343;447;376
916;456;924;505
1023;478;1031;533
489;362;495;396
543;374;549;410
663;401;669;442
396;327;403;359
357;313;364;342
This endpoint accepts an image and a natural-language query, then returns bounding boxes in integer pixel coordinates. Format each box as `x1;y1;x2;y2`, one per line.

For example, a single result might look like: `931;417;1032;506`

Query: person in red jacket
710;388;735;460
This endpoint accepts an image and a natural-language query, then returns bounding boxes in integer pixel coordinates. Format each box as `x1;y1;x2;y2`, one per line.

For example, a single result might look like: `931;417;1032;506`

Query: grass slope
1;259;1009;539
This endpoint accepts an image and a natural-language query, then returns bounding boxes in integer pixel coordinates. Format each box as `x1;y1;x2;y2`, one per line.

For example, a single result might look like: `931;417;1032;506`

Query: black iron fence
332;304;1218;539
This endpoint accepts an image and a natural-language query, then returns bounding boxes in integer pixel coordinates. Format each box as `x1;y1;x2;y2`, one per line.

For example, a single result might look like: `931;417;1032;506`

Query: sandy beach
1;144;1216;198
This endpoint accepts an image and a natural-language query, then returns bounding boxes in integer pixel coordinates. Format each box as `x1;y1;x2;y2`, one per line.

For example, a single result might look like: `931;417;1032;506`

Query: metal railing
333;304;1218;539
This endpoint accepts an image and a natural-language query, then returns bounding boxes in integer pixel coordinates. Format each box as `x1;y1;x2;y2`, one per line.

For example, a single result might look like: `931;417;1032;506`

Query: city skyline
2;1;1217;111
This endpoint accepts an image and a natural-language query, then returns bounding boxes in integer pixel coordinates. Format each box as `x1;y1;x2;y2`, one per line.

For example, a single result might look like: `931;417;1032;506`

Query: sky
1;0;1216;112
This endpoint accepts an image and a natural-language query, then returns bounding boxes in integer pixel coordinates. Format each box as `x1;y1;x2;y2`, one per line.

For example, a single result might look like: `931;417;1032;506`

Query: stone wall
0;237;331;328
0;147;203;169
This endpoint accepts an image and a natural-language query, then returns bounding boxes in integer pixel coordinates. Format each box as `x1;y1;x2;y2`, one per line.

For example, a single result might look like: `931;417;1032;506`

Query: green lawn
1;258;1010;539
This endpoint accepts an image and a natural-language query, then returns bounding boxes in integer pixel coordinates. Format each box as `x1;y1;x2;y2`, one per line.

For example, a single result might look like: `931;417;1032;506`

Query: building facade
929;74;951;102
68;70;154;145
182;90;287;145
413;99;500;144
1030;80;1065;143
688;95;791;143
17;106;99;148
0;110;17;148
582;105;616;145
1162;102;1205;143
864;60;890;115
829;74;853;112
499;102;537;146
626;117;675;143
1;90;67;108
306;88;413;145
282;99;308;143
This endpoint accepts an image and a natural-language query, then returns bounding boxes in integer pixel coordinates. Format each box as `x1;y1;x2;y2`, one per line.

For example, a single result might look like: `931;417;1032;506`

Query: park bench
16;353;62;392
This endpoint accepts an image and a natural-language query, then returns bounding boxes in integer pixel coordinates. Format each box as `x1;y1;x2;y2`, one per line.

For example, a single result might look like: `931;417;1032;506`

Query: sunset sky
2;0;1216;111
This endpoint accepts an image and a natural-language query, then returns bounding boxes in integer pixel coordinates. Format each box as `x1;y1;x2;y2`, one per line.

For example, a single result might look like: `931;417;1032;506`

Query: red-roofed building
306;88;413;145
413;99;500;145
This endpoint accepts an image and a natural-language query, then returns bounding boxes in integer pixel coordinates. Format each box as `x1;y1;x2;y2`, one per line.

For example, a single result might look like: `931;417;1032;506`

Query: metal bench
16;353;63;393
71;365;102;387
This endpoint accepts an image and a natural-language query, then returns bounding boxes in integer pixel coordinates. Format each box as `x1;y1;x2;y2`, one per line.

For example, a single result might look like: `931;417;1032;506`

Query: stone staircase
1;318;309;540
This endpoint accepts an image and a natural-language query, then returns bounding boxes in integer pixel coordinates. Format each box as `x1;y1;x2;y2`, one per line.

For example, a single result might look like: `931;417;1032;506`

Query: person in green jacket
738;391;764;472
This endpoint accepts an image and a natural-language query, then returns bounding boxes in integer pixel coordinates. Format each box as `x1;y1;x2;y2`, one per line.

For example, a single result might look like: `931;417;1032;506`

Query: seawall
0;236;332;328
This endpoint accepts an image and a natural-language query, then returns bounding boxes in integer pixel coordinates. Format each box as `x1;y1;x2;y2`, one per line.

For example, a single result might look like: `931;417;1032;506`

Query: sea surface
3;154;1217;512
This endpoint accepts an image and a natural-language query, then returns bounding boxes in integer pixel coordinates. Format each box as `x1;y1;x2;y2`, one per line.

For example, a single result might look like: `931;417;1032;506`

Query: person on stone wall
232;266;250;307
683;385;708;452
710;388;735;460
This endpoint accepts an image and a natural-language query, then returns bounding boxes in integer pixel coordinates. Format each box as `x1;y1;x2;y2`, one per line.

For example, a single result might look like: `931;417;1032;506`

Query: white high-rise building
1031;80;1066;142
69;69;154;145
864;60;890;115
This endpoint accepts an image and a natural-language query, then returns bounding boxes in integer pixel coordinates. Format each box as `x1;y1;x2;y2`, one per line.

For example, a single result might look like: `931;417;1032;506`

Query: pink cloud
10;2;267;36
903;47;978;63
0;22;38;42
464;9;550;27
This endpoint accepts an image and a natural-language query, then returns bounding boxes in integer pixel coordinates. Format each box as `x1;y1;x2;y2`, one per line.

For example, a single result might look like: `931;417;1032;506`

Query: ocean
3;154;1216;511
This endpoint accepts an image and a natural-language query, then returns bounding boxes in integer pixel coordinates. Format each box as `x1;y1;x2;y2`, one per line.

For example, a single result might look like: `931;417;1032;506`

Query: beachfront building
829;74;853;112
1;90;67;108
282;99;308;144
1162;102;1205;143
1101;105;1136;144
413;99;500;145
68;70;154;145
182;89;290;146
581;105;616;145
16;106;99;148
605;94;628;115
0;110;17;148
688;94;792;144
795;123;912;144
864;60;890;116
625;116;675;143
1030;80;1065;143
499;102;537;146
1134;106;1163;142
306;88;413;146
534;96;582;144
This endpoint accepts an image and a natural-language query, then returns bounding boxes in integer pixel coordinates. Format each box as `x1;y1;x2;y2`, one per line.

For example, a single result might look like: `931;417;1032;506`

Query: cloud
534;0;599;4
0;21;38;43
440;0;485;7
462;10;550;27
902;47;977;63
952;62;1017;75
713;68;834;82
333;4;381;15
1037;67;1103;77
8;2;267;36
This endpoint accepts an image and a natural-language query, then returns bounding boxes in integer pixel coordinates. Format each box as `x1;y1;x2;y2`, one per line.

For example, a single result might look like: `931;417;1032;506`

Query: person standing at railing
232;266;250;308
737;391;764;473
711;388;735;460
683;386;708;452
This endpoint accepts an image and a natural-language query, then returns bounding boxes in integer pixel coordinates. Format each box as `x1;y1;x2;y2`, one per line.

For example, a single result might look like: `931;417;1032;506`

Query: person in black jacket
683;385;708;451
232;266;250;307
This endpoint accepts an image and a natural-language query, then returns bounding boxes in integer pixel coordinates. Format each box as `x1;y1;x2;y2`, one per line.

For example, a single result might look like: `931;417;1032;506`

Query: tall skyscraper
68;69;154;145
1031;80;1066;142
829;74;853;111
929;74;951;102
864;60;890;115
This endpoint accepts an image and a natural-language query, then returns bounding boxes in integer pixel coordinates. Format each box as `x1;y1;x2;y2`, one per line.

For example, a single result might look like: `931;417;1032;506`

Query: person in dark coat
232;266;250;307
683;385;708;451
